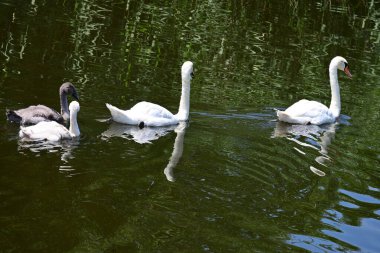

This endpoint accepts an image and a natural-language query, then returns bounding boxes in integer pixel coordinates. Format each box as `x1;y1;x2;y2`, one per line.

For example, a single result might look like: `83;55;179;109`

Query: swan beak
191;72;195;79
72;92;79;101
344;66;352;79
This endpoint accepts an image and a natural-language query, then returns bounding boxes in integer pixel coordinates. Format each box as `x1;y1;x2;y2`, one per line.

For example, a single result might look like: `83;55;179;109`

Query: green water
1;0;380;252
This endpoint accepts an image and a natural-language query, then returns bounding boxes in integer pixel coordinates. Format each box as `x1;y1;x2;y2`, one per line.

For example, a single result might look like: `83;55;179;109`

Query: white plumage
277;56;352;125
106;61;194;127
19;101;81;141
277;100;335;125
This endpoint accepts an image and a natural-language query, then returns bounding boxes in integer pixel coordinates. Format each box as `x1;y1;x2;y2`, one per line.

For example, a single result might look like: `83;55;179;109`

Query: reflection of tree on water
272;121;338;176
101;122;187;182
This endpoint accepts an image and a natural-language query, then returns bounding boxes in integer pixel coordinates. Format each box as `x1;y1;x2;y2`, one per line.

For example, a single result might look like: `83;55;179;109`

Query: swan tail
277;110;286;119
6;110;22;123
277;111;293;123
106;103;122;118
106;103;131;124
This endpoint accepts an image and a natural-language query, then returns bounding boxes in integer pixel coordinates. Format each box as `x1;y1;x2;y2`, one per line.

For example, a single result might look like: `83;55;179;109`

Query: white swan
19;101;80;141
277;56;352;125
106;61;194;127
6;82;79;125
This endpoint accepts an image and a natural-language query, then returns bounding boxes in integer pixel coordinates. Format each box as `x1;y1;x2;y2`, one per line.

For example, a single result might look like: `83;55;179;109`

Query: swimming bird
277;56;352;125
19;101;80;141
106;61;194;127
6;82;79;125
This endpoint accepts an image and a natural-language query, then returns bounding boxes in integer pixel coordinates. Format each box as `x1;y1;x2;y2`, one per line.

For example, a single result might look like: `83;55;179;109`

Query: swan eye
190;72;194;78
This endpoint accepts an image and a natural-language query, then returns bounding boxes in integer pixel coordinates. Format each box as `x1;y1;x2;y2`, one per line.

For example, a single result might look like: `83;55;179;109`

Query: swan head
60;82;79;100
69;101;80;114
330;56;352;78
181;61;194;81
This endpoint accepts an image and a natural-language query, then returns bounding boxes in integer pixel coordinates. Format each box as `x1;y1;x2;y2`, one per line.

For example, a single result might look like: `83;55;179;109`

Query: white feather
19;101;80;141
277;56;351;125
106;61;193;127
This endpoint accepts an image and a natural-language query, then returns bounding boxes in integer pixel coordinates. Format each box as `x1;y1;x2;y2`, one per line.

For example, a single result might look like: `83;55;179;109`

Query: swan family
8;57;351;143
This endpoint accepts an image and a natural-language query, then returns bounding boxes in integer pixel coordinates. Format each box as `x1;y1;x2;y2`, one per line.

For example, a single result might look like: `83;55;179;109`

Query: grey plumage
6;82;79;125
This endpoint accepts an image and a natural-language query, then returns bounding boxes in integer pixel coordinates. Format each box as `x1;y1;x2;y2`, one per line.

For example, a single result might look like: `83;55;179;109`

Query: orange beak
344;66;352;79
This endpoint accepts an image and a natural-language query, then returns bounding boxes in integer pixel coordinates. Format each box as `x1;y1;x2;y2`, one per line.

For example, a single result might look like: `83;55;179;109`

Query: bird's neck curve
175;77;191;121
60;91;69;121
69;111;80;137
329;66;341;119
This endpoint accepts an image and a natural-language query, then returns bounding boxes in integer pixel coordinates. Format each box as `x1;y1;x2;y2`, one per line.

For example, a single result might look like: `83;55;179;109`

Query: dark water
1;0;380;252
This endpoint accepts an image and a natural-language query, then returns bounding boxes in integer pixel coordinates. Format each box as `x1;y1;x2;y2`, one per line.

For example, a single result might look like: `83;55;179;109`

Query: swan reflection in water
272;121;338;176
102;122;188;182
18;138;80;173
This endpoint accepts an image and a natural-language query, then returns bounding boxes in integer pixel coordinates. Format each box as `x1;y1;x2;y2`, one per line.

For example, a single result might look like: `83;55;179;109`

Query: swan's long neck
329;66;341;119
175;78;191;121
69;111;80;137
60;92;69;121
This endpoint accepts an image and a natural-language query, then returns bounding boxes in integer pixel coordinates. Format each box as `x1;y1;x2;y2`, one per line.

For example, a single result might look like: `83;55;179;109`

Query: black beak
72;92;79;101
191;72;194;78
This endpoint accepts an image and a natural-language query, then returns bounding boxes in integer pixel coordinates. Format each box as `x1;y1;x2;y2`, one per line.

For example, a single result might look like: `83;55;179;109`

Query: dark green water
1;0;380;252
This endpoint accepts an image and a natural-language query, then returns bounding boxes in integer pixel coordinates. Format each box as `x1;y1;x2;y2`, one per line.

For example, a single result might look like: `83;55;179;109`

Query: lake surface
1;0;380;252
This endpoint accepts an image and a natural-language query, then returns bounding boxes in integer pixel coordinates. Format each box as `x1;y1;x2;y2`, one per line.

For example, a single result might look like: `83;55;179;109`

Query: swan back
8;105;63;125
19;121;71;141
